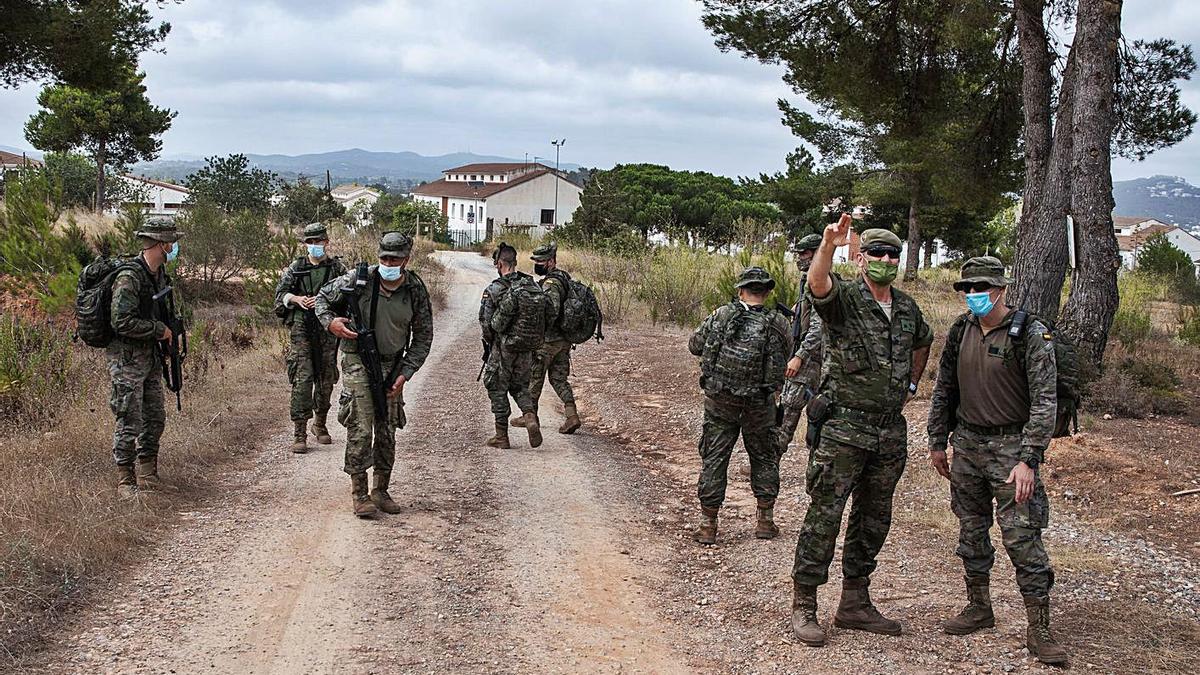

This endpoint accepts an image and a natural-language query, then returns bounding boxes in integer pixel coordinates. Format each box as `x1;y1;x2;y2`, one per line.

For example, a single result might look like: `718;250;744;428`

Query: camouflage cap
860;228;902;249
734;266;776;291
135;217;182;243
377;231;413;258
792;233;822;253
953;255;1012;291
531;242;558;261
301;222;328;241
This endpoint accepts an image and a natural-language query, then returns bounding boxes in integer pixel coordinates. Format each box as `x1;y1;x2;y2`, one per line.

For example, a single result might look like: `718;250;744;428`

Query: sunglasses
958;282;993;293
863;246;901;260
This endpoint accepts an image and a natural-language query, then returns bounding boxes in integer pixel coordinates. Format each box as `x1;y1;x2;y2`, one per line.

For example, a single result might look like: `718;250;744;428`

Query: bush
639;246;724;326
1111;304;1152;349
1088;356;1187;417
0;317;77;428
1178;306;1200;347
1135;233;1200;303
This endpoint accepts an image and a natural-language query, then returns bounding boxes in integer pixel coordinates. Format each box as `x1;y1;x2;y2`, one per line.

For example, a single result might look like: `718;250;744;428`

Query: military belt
830;405;901;428
957;419;1025;436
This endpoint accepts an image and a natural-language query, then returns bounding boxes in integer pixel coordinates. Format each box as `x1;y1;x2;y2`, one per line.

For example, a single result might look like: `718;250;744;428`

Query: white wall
486;173;582;227
110;177;190;218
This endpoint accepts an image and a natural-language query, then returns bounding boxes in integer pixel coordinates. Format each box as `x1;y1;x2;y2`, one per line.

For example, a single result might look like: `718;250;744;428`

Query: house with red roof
111;174;192;219
1114;215;1200;274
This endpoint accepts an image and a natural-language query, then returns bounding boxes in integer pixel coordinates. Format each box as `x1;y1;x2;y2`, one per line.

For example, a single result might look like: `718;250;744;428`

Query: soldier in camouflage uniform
274;223;347;453
927;256;1067;666
790;219;933;647
107;218;181;497
688;267;792;545
776;233;824;460
480;243;543;450
512;242;582;434
316;232;433;518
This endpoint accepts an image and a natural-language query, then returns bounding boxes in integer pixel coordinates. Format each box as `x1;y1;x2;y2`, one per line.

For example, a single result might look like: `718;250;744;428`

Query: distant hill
1114;175;1200;231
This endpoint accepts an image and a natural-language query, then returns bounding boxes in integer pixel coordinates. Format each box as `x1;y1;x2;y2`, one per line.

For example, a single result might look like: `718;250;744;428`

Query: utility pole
551;138;566;226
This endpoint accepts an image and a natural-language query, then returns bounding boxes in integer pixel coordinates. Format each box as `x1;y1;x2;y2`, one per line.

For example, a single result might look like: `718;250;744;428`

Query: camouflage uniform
480;270;539;428
689;267;792;543
529;268;575;408
108;257;169;467
776;236;825;459
274;253;347;422
791;260;933;587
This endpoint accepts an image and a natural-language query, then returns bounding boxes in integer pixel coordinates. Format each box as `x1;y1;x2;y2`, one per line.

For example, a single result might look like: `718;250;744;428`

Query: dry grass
0;308;288;663
1048;543;1117;575
1068;600;1200;673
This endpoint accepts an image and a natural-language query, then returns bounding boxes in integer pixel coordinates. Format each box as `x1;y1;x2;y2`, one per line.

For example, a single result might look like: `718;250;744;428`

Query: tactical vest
497;274;550;352
701;303;784;397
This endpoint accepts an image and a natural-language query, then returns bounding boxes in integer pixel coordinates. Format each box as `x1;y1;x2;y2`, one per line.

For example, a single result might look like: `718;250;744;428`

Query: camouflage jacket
479;271;539;344
688;301;792;399
808;275;933;415
791;272;824;383
273;256;347;326
110;258;167;345
927;311;1058;466
539;268;571;342
314;265;433;381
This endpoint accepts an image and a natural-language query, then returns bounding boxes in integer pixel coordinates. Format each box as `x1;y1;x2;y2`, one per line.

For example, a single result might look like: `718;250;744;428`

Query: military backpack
945;309;1080;437
554;272;604;344
75;256;141;348
497;275;552;352
700;304;787;397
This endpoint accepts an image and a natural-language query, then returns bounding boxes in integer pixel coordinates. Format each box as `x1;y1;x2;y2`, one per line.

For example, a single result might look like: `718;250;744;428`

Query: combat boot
791;581;826;647
944;575;995;635
370;471;402;514
291;420;308;454
116;465;137;499
559;402;582;434
524;412;543;448
694;506;719;545
754;498;780;540
1024;595;1068;665
510;415;527;428
486;423;511;449
311;411;333;445
350;472;376;518
134;456;162;491
833;576;902;636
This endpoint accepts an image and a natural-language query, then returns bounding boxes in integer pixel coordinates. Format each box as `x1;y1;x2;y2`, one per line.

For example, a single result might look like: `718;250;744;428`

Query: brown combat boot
350;472;376;518
754;498;780;540
1024;595;1068;665
134;456;162;491
559;402;581;434
833;576;902;635
510;415;527;428
486;423;511;449
311;411;333;445
291;420;308;454
370;471;402;514
694;506;719;545
524;411;543;448
791;581;826;647
116;465;138;499
944;575;995;635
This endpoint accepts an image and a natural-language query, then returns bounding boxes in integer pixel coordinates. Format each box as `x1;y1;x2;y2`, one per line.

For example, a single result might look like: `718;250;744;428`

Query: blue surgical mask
377;264;403;282
165;242;179;263
965;292;994;317
307;243;326;259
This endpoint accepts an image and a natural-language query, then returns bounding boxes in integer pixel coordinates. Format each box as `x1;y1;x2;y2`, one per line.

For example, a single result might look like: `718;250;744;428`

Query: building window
540;209;554;225
470;175;477;181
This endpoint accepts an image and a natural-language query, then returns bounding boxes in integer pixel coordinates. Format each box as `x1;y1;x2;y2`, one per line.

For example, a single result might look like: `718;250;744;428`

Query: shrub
1088;357;1186;417
0;317;76;428
639;246;724;326
1178;306;1200;347
1111;304;1153;349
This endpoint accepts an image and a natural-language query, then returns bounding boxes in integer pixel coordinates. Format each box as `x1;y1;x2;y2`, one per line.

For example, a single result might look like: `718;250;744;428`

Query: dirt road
21;252;1200;674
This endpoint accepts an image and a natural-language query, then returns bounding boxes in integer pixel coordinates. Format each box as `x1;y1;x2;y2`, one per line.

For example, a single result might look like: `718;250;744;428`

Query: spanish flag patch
1042;332;1053;341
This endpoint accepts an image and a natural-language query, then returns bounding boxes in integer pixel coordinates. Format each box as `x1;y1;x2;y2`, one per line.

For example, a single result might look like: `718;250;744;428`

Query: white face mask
378;263;403;281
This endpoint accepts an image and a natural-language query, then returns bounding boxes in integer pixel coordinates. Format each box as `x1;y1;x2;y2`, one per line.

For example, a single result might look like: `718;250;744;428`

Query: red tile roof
1117;223;1177;251
0;150;43;166
443;162;550;175
412;168;555;199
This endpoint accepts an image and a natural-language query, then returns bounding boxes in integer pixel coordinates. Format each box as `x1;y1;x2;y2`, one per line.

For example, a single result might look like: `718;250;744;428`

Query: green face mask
865;260;899;285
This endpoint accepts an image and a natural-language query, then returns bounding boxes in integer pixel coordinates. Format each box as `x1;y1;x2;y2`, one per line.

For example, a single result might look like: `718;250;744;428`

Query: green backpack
497;275;551;352
700;304;787;397
75;256;139;348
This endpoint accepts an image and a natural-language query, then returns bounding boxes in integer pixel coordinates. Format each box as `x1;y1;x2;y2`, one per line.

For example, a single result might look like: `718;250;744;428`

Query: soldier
927;256;1067;666
316;232;434;518
776;233;825;460
688;267;792;545
511;242;582;434
274;223;347;453
790;217;932;647
480;243;545;450
108;218;181;497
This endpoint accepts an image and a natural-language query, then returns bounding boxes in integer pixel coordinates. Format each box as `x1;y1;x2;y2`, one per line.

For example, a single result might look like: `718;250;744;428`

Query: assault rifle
290;268;324;381
341;262;401;420
477;339;492;381
152;286;187;411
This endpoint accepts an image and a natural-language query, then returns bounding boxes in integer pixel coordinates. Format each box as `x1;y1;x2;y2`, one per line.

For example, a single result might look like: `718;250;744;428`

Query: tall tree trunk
1059;0;1123;373
94;139;107;214
922;236;935;269
903;179;921;282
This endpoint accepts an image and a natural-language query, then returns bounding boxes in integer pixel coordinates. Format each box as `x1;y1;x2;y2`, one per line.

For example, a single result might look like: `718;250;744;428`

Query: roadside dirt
14;251;1200;674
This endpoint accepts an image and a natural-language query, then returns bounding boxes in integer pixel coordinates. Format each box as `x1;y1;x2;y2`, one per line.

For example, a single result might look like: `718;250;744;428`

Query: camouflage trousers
337;352;407;475
697;392;779;509
483;346;535;426
529;339;575;409
286;322;339;421
951;427;1054;597
775;375;816;460
792;415;907;587
106;339;166;466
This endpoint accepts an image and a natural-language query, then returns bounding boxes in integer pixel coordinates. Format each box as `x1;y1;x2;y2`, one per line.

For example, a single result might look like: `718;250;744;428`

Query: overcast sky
1;0;1198;182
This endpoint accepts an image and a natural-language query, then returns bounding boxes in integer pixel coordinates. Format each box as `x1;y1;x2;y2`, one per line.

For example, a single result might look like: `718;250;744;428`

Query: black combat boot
944;575;995;635
833;576;901;635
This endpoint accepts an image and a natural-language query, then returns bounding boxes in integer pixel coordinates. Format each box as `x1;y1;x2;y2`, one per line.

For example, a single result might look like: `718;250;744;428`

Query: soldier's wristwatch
908;382;918;394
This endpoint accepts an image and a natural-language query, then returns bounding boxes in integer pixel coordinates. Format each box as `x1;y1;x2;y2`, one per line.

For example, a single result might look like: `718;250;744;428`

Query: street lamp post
551;138;566;226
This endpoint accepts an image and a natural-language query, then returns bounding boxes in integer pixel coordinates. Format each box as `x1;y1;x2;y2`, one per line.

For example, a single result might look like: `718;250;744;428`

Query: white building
410;163;583;241
110;174;191;219
1115;215;1200;274
331;183;381;227
0;150;42;173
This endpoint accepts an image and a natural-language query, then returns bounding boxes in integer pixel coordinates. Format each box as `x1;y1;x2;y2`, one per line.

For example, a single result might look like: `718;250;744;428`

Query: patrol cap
136;217;182;243
531;242;558;261
300;222;328;241
377;231;413;258
859;228;902;250
492;241;518;264
953;256;1012;291
734;266;776;291
792;233;822;253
